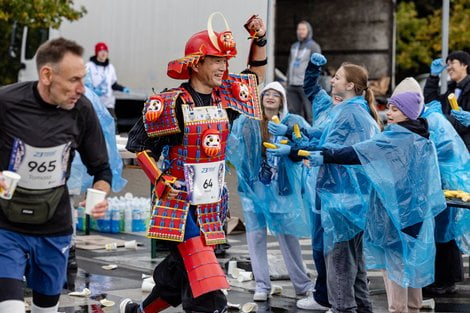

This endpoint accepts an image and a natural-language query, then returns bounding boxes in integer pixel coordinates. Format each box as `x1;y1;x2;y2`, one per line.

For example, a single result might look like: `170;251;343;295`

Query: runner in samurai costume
120;12;267;313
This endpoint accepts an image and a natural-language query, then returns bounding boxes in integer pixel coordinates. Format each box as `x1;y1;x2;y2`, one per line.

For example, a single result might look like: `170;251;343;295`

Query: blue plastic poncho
304;60;334;126
422;102;470;252
67;88;127;194
292;93;332;150
308;97;380;254
227;113;311;237
354;124;447;287
299;63;337;250
296;60;335;149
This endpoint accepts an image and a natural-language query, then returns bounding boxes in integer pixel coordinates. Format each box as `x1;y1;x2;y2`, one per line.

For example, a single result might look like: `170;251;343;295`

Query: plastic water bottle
132;209;141;232
116;202;125;232
141;198;151;230
111;208;121;233
124;207;133;233
97;210;111;233
76;206;85;231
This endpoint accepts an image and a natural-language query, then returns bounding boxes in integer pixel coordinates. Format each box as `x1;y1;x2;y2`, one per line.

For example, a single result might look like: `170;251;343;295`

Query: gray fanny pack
0;186;65;224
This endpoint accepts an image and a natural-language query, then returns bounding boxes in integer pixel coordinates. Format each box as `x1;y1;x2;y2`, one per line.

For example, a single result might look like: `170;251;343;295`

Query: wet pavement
23;169;469;313
21;230;470;313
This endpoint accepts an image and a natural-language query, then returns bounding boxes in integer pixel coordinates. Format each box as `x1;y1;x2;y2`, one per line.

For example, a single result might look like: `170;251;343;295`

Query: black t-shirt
0;81;112;235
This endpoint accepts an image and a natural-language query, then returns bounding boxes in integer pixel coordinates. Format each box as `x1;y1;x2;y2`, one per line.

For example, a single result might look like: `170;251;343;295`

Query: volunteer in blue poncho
265;53;333;310
268;56;381;312
394;77;470;296
294;53;334;310
300;92;446;313
227;81;314;302
421;99;470;295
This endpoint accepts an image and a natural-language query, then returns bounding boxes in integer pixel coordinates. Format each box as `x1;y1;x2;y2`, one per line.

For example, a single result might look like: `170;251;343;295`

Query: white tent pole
441;0;450;93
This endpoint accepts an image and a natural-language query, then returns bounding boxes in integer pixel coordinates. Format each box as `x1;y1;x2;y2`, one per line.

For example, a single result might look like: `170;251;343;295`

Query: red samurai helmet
167;12;237;80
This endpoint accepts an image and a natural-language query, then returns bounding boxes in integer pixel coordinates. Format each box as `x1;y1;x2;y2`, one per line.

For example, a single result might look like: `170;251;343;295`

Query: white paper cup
241;302;258;313
124;240;138;250
270;285;283;295
104;242;117;251
227;302;241;310
0;171;21;200
141;277;155;292
85;188;106;215
231;267;245;279
237;271;253;282
101;264;118;270
227;260;237;277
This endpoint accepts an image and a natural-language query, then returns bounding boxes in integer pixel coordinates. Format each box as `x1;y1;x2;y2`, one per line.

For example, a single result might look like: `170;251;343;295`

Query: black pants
434;240;464;286
142;245;227;312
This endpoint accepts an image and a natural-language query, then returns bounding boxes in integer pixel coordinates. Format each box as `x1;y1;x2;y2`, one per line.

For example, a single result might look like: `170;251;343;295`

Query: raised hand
430;58;446;76
310;53;327;66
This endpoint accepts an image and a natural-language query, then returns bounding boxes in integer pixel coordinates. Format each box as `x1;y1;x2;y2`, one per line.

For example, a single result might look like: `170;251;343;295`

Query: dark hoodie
89;55;110;67
287;21;322;86
424;73;470;149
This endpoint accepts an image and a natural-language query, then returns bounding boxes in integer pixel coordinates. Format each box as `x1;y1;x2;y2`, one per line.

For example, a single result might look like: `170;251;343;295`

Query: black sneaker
423;283;458;295
120;298;140;313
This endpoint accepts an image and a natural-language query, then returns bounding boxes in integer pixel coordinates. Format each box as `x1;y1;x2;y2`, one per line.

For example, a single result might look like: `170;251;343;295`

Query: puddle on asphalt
253;302;290;313
73;269;139;293
58;304;105;313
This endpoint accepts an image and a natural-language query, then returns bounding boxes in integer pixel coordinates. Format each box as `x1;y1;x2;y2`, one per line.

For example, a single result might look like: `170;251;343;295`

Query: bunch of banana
443;189;470;202
293;124;301;139
263;142;277;149
447;93;460;111
268;116;289;145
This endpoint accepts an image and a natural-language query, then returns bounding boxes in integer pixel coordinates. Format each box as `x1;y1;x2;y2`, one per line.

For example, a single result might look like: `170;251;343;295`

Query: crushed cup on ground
241;302;258;313
227;260;237;277
124;240;138;250
237;271;253;282
104;242;117;251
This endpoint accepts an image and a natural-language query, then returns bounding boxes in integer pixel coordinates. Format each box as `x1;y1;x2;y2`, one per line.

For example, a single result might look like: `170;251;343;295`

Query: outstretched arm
423;58;446;104
303;53;327;103
451;108;470;127
288;146;361;165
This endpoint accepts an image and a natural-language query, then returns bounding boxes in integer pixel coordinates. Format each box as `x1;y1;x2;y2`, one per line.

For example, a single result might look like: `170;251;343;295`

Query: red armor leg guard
142;298;171;312
177;236;230;298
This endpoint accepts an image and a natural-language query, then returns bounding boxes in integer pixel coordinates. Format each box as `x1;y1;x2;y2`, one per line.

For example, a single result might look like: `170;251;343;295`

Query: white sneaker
421;298;436;310
253;291;268;302
120;298;139;313
296;292;329;311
